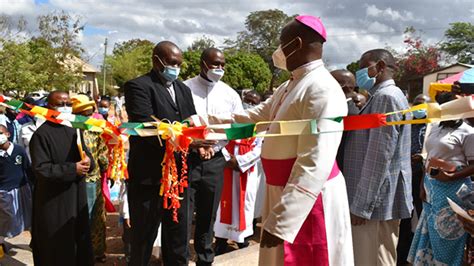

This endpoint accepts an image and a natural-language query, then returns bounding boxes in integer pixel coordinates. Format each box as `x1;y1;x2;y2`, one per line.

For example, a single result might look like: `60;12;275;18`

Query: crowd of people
0;14;473;266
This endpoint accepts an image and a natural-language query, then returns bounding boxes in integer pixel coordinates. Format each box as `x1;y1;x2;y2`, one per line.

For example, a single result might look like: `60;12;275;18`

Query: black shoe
237;239;249;249
214;238;228;256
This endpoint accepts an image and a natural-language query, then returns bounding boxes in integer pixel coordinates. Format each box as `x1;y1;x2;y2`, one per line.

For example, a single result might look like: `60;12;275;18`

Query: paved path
0;227;260;266
0;232;33;266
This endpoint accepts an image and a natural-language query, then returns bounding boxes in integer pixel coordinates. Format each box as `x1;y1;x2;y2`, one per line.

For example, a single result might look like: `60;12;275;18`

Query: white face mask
203;60;224;82
272;37;302;71
56;106;73;114
207;68;225;82
0;134;8;145
272;46;287;70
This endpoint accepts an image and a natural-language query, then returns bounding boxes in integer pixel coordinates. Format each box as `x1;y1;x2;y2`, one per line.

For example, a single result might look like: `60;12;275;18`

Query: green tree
107;39;154;88
188;36;216;52
225;9;295;89
440;22;474;64
0;40;37;92
346;61;359;74
36;11;85;90
0;12;87;92
38;10;84;57
180;50;201;81
112;39;154;56
0;15;27;41
222;51;272;93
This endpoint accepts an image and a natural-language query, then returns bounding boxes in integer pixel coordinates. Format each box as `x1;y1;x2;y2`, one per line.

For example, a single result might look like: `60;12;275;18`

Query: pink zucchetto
295;15;327;42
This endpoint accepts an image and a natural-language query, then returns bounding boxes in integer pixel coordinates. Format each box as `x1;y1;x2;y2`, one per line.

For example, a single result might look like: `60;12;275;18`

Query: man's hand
124;218;131;229
189;139;218;150
76;153;90;176
260;230;283;248
198;146;215;160
350;213;368;226
225;155;240;171
183;115;207;127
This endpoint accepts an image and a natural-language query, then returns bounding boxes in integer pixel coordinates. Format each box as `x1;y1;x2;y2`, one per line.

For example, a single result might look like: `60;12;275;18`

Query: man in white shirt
184;48;243;265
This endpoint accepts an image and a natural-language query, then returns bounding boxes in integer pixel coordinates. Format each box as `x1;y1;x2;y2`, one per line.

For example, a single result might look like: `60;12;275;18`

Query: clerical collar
197;74;217;88
291;59;324;80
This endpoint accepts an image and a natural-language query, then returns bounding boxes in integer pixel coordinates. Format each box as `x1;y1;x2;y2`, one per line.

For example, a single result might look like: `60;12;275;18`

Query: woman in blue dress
409;92;474;265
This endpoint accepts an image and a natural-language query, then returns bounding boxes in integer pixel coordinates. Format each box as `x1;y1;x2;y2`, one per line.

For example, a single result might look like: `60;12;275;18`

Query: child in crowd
0;124;32;256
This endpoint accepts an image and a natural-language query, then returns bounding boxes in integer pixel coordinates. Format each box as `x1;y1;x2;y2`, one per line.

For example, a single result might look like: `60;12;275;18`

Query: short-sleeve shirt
425;122;474;168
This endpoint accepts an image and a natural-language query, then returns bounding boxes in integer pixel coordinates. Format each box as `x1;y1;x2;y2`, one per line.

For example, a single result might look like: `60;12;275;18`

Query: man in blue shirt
343;49;413;265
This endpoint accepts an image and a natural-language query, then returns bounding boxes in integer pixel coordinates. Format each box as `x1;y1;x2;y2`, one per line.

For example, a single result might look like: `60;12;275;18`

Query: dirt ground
100;205;261;266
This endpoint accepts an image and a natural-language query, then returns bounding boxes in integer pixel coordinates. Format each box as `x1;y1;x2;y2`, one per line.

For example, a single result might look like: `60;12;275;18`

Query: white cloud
2;0;472;69
0;0;35;15
365;4;425;23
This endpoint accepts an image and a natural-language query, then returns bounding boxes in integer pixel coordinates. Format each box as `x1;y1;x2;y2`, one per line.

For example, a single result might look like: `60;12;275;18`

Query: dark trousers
397;159;424;264
188;152;226;266
128;182;189;266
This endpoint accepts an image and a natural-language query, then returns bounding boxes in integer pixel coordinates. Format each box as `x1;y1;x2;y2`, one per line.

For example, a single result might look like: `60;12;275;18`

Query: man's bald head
201;48;222;62
331;69;356;95
47;91;70;110
361;49;396;68
359;48;397;86
153;41;180;58
152;41;183;73
279;19;325;71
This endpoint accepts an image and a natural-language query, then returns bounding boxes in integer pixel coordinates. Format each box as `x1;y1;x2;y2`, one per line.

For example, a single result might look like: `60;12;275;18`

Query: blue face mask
412;109;426;119
155;55;180;82
162;66;180;82
98;107;109;115
356;65;378;90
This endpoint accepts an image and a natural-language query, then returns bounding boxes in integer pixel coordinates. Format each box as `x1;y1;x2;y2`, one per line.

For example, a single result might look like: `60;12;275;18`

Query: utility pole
102;37;108;96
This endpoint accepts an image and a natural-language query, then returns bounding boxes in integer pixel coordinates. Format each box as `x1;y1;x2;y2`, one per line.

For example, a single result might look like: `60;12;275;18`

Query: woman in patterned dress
71;95;109;262
408;92;474;265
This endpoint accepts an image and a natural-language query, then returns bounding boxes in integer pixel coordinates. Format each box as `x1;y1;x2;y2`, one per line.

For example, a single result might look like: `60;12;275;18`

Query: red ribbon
343;113;387;131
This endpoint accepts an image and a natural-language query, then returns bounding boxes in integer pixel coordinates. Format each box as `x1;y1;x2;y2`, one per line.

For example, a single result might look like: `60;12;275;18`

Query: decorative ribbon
220;138;255;231
2;95;474;222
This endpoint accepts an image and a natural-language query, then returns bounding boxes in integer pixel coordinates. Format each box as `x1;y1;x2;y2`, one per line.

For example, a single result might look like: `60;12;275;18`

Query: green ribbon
6;100;23;110
224;123;256;140
120;122;145;129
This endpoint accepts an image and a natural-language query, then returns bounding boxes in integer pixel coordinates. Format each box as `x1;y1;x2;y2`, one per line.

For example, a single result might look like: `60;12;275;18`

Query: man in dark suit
124;41;196;266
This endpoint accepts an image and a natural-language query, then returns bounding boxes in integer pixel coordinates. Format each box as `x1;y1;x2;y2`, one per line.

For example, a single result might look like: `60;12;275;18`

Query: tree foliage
107;39;154;88
222;51;272;93
180;50;201;81
0;15;28;41
394;27;440;80
188;36;215;52
346;61;359;74
224;9;294;89
0;11;85;92
440;22;474;64
0;40;37;92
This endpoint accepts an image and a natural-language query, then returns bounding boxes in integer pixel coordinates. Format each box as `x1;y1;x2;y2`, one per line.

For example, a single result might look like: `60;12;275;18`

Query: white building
422;63;473;96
